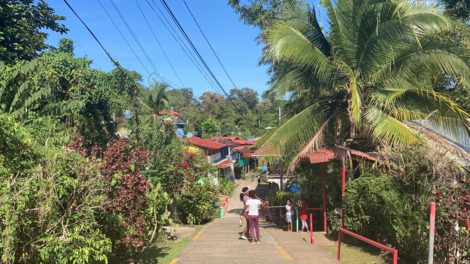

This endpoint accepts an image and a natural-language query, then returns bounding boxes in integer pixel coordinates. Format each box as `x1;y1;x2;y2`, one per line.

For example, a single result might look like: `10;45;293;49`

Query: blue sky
46;0;270;97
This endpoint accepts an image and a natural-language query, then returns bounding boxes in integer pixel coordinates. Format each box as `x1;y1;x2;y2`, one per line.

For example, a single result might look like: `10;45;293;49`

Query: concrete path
176;180;338;264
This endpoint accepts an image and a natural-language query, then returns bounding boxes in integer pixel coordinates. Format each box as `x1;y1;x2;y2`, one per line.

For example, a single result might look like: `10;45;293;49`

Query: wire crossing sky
46;0;270;97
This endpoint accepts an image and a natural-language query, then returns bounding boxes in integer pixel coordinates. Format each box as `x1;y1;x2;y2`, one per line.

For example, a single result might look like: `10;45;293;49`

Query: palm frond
364;107;418;145
266;20;335;84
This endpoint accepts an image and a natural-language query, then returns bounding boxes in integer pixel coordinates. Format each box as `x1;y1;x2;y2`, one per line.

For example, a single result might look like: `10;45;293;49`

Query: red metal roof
301;149;337;164
216;159;234;169
158;109;183;117
185;137;227;150
211;136;238;141
300;148;380;164
233;145;250;152
232;139;256;145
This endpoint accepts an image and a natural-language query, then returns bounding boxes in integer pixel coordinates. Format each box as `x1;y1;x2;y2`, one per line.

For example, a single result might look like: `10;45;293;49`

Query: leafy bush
217;177;235;196
344;146;469;263
99;139;150;262
0;114;112;263
177;183;216;225
146;182;172;243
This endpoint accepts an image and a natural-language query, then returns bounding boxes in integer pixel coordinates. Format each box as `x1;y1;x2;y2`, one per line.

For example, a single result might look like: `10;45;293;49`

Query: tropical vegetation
231;0;470;262
0;1;240;262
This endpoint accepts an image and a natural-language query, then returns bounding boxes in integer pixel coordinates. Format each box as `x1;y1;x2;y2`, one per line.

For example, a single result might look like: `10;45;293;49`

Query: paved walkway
176;180;338;264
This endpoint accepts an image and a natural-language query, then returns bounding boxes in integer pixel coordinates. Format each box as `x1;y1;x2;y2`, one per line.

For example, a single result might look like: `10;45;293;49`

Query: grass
320;237;387;264
139;225;203;264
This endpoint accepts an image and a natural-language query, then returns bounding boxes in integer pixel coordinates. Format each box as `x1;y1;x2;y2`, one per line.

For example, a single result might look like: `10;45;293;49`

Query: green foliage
439;0;470;20
0;114;111;263
0;113;38;174
146;182;172;243
217;177;235;196
228;0;305;28
176;183;216;225
166;87;282;138
140;81;170;126
344;145;468;263
201;117;220;136
0;0;68;63
253;0;470;171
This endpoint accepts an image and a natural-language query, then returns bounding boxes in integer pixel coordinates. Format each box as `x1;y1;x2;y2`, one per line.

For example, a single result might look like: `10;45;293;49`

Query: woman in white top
244;190;262;244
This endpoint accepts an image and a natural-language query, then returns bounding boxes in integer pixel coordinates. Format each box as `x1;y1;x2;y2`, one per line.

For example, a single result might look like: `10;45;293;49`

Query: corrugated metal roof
216;159;234;169
185;137;227;150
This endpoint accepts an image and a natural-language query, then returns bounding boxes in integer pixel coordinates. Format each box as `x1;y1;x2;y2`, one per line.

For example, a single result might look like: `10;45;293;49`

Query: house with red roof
185;136;235;178
209;136;258;176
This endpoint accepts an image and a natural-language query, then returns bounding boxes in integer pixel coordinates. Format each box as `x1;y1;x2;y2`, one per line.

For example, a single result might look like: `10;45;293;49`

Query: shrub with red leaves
100;139;150;262
434;179;470;263
67;135;102;157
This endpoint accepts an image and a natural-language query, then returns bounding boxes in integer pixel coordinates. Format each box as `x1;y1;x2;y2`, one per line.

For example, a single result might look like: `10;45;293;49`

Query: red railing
307;208;323;244
337;227;398;264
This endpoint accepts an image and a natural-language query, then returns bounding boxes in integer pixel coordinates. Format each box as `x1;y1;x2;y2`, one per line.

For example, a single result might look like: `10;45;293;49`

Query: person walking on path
222;196;229;215
286;198;293;232
300;199;309;232
244;190;262;244
239;187;250;240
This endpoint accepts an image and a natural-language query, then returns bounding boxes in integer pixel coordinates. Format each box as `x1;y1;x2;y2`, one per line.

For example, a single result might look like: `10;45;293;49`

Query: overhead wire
134;0;184;87
182;0;239;89
145;0;222;95
62;0;119;67
96;0;151;75
108;0;177;87
158;0;245;115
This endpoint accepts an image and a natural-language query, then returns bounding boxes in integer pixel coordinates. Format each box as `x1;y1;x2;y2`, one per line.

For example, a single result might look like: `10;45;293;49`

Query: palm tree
140;81;170;125
258;0;470;170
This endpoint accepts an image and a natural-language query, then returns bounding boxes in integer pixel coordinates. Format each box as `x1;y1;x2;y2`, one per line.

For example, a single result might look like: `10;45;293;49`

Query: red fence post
393;249;398;264
322;164;327;234
341;159;346;227
428;202;436;264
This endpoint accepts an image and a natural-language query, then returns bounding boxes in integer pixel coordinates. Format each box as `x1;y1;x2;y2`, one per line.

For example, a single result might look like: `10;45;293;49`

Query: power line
158;0;244;114
62;0;118;67
108;0;177;87
182;0;239;89
96;0;151;75
145;0;223;95
134;0;184;87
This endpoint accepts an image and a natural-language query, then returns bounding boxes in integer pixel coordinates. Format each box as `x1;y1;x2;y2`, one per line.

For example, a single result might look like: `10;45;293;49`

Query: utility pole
278;106;282;125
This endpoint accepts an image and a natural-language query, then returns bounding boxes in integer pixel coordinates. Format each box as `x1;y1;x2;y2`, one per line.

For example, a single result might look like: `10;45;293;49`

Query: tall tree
0;0;67;63
228;0;304;28
256;0;470;170
140;81;170;125
440;0;470;20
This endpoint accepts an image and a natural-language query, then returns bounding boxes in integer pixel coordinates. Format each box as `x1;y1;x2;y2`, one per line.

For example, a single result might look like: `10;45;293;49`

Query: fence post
310;213;314;244
428;202;436;264
393;249;398;264
322;165;327;234
337;230;342;261
295;208;299;232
